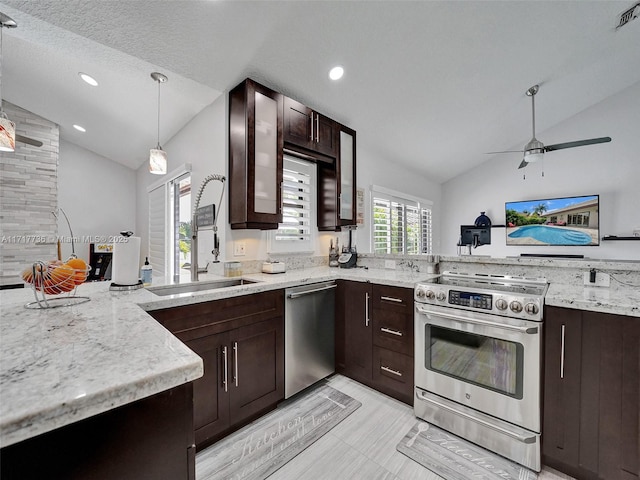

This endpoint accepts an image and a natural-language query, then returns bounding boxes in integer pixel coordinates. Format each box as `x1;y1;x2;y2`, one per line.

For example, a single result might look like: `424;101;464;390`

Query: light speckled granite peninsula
1;256;638;456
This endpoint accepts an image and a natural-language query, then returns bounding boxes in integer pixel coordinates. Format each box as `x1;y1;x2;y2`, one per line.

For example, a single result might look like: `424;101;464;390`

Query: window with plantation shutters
147;164;192;279
269;156;315;253
372;187;433;255
148;184;167;277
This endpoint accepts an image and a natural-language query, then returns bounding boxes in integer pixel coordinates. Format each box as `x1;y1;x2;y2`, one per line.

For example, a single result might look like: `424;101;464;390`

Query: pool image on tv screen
505;194;600;246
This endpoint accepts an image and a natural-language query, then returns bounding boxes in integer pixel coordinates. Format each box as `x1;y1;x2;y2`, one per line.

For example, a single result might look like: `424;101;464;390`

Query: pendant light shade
149;72;168;175
0;12;17;153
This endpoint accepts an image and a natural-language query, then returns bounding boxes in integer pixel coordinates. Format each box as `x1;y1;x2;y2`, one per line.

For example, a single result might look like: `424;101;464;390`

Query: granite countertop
1;264;637;448
545;280;640;317
0;266;428;449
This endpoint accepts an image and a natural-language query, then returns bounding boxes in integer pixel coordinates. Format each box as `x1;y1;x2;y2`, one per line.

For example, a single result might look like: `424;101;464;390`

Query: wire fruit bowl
21;259;92;309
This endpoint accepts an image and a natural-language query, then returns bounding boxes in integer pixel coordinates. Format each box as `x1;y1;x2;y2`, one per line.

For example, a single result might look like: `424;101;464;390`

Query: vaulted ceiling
1;1;639;183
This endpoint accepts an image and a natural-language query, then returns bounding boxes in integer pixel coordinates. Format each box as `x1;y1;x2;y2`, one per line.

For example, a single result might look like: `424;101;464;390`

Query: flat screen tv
505;194;599;246
460;225;491;248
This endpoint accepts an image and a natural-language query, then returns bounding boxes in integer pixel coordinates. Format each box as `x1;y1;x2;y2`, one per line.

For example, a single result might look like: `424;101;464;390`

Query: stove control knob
436;291;447;301
416;288;426;299
495;298;508;310
509;300;523;313
425;290;435;300
525;303;539;315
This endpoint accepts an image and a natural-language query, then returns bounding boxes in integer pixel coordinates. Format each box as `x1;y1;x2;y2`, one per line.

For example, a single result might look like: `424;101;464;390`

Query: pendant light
149;72;168;175
0;12;17;152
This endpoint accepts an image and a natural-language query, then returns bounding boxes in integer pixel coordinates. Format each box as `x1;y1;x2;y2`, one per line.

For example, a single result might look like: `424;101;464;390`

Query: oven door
415;303;541;433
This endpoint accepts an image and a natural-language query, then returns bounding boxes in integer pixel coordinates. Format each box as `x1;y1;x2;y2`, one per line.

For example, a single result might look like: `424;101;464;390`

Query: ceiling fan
1;12;43;149
487;84;611;170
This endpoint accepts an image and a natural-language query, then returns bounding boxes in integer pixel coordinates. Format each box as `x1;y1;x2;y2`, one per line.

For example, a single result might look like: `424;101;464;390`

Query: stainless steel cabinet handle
381;327;403;337
560;324;566;379
365;292;370;327
310;111;314;141
416;305;538;334
381;366;402;377
315;113;319;143
416;390;537;444
222;346;228;392
233;342;239;387
381;296;403;303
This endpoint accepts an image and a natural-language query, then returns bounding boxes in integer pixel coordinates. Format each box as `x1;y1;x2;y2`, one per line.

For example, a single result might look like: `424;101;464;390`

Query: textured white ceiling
1;1;639;182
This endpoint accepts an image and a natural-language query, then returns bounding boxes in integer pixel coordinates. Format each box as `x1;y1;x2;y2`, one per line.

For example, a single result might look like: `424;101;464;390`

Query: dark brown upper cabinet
229;78;283;230
284;97;338;158
318;125;357;231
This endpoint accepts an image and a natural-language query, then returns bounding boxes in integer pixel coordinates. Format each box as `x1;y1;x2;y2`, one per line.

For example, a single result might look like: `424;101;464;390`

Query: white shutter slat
148;185;166;276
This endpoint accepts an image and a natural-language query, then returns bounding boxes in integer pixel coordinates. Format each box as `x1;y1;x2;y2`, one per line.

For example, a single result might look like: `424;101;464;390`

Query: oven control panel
448;290;492;310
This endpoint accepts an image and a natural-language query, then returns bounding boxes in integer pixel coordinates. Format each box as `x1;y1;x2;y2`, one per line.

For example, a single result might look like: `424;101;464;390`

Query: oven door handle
416;390;537;444
415;305;538;334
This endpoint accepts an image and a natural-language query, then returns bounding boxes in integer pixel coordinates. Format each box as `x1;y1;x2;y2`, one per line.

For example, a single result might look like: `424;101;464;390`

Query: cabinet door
581;312;640;480
229;78;283;229
184;332;230;448
342;281;373;383
542;306;582;469
284;97;313;150
337;126;356;225
229;316;284;425
284;97;337;157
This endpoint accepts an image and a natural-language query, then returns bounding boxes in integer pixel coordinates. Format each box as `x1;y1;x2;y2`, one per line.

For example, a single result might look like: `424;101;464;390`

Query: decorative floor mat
196;383;361;479
397;421;538;480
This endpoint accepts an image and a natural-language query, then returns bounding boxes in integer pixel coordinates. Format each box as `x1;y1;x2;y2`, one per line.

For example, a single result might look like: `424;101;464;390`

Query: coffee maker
338;227;357;268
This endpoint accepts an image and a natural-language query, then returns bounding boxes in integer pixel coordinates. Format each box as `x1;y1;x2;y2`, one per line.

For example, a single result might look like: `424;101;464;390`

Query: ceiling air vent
616;2;640;29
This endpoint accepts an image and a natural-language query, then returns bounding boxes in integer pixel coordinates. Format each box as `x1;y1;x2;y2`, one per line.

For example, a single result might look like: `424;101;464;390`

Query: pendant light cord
1;23;5;114
156;77;161;148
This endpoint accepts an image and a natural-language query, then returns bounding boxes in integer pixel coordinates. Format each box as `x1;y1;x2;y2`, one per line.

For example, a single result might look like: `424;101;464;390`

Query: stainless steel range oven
414;272;548;472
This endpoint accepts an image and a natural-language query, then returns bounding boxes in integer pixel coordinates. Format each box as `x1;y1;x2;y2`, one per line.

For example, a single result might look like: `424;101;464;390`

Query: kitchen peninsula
1;256;638;479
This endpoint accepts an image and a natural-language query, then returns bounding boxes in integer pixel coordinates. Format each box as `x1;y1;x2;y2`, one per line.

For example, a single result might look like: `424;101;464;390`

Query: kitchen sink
146;278;259;296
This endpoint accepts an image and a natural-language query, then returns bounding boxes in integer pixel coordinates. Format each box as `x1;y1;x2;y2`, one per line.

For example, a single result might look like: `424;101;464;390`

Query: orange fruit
50;264;75;293
21;266;34;284
66;258;88;285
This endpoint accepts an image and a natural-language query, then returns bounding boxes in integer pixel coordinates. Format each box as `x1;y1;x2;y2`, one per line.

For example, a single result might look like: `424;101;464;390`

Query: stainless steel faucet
191;174;226;281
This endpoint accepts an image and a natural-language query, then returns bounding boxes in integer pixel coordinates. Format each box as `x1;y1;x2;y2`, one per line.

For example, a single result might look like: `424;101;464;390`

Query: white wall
58;139;137;262
440;81;640;260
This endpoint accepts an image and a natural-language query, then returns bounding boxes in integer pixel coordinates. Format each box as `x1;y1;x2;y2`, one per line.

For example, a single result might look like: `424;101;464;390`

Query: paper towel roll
111;236;141;285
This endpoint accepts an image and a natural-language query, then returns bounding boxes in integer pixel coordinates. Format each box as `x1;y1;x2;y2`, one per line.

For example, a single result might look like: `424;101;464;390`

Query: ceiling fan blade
518;159;528;169
484;150;524;154
15;133;44;148
544;136;611;152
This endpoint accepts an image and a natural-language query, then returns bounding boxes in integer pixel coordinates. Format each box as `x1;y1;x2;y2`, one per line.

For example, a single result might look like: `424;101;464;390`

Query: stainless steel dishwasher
284;281;336;398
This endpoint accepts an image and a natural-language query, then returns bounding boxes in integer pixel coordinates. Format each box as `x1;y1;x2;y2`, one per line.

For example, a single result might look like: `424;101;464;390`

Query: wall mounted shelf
601;236;640;241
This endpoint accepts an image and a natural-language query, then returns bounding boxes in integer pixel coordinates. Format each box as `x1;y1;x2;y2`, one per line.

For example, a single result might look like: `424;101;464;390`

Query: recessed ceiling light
73;124;86;133
329;65;344;81
78;72;98;86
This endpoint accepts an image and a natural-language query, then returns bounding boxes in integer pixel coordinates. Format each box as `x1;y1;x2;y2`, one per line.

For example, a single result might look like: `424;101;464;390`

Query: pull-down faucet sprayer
191;174;226;281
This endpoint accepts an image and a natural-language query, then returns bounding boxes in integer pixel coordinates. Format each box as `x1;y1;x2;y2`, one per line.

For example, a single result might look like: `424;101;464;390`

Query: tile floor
196;374;575;480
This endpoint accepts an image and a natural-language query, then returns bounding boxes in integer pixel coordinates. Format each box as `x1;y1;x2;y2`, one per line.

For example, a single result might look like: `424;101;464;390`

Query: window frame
370;185;433;255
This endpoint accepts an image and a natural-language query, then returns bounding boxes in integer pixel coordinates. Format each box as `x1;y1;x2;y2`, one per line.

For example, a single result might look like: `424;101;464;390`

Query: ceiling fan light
524;150;544;163
0;115;16;152
149;147;167;175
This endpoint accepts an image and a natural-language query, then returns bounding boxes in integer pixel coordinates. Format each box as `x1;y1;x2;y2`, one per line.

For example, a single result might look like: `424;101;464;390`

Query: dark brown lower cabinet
0;383;195;480
336;280;414;405
149;290;285;450
543;306;639;480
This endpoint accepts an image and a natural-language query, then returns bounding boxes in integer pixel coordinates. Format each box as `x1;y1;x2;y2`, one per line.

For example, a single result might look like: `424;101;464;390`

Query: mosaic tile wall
0;102;59;286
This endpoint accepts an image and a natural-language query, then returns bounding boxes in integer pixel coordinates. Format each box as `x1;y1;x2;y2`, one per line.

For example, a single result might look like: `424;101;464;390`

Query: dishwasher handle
287;283;337;299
